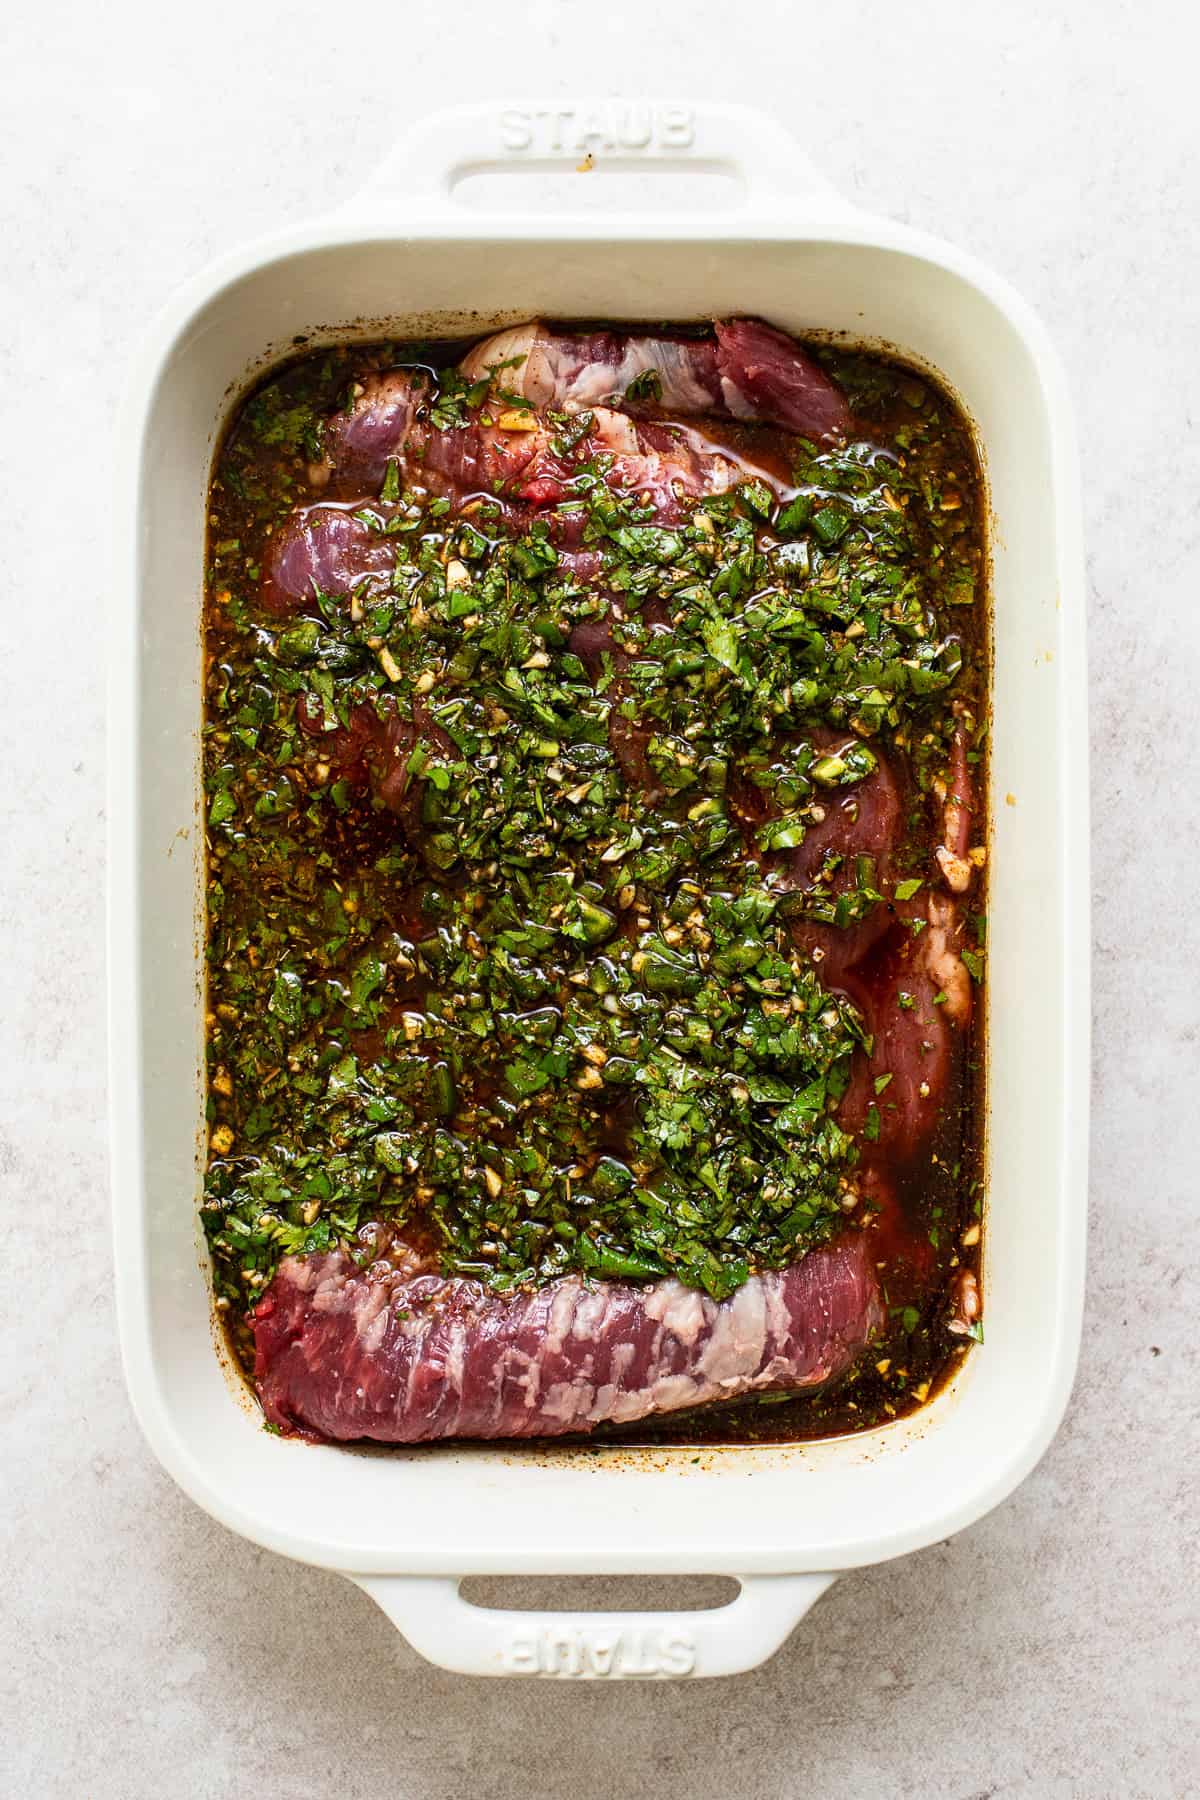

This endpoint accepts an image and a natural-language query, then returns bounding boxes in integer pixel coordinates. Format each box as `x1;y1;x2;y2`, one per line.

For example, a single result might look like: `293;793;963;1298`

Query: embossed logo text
498;105;695;157
503;1625;697;1677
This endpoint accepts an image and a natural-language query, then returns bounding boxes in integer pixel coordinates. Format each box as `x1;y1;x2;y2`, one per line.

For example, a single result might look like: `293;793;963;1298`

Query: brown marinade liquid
202;329;986;1445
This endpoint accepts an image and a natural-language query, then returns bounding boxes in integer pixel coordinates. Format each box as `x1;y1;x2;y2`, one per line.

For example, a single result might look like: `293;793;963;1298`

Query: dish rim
109;117;1089;1583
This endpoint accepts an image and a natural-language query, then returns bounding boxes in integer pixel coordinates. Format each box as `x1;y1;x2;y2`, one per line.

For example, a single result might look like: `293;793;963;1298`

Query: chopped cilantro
201;329;987;1359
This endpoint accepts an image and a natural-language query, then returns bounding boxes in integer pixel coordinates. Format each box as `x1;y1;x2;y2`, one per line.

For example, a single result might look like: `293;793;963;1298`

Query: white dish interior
110;106;1087;1669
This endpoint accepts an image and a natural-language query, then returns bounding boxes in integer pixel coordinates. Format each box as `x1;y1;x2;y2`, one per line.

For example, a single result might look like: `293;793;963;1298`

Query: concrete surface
2;1;1197;1794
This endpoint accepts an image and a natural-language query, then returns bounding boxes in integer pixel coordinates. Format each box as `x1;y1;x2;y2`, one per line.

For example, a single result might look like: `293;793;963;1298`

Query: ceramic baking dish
109;99;1088;1679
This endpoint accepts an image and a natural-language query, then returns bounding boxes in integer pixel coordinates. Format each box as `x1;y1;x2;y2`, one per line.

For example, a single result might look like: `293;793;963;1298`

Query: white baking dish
109;100;1088;1679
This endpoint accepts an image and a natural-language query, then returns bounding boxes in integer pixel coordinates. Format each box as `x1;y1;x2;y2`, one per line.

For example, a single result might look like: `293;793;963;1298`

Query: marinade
201;320;986;1445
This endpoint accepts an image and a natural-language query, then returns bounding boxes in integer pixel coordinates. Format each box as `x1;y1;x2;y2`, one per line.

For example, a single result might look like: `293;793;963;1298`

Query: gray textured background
3;2;1197;1794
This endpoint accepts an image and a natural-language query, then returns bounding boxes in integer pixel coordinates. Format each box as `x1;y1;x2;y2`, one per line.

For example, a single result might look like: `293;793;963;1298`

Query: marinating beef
254;1233;883;1443
203;316;987;1448
316;378;775;507
456;317;853;439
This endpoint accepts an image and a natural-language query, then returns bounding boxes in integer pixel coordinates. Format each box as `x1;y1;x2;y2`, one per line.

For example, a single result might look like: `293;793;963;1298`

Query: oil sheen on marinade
201;323;986;1445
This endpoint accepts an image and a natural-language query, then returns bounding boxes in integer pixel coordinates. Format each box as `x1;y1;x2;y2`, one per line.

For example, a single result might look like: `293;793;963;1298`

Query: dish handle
351;1571;836;1679
343;98;852;226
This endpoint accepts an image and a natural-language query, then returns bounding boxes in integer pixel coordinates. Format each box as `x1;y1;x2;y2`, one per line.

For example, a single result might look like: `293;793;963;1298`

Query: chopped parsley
201;333;987;1420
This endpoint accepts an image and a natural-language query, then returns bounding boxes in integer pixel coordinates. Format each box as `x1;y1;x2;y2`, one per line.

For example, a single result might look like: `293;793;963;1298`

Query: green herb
625;369;662;403
201;333;986;1337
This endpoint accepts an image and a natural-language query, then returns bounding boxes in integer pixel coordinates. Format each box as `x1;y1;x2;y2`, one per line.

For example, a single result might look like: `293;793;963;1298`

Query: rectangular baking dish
109;99;1088;1679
